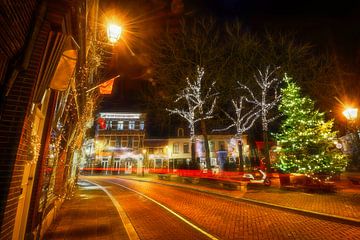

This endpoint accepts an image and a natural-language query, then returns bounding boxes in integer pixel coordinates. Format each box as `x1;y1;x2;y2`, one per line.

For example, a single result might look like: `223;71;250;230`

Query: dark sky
100;0;360;111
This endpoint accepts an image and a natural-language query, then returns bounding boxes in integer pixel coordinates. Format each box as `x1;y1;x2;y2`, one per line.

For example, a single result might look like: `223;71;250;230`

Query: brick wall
0;1;40;238
0;0;76;238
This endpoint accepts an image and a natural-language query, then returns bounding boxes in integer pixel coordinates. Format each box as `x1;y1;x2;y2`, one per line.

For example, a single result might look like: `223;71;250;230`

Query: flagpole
86;75;120;93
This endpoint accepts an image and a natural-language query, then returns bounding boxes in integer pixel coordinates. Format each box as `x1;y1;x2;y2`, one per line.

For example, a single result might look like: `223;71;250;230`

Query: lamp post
142;149;146;177
343;107;360;169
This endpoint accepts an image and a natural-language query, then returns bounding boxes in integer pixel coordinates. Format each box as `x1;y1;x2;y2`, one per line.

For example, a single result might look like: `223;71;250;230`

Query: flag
99;77;115;94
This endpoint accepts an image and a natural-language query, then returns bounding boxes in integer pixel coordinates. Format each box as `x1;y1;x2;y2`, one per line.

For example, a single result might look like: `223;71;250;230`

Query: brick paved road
90;177;360;240
243;188;360;220
92;179;210;240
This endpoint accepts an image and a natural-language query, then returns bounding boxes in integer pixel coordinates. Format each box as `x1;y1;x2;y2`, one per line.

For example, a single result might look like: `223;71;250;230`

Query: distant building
93;112;146;174
84;112;252;175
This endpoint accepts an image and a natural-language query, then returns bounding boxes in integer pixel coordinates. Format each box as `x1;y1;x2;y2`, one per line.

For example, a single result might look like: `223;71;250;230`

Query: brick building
0;0;103;239
92;112;146;175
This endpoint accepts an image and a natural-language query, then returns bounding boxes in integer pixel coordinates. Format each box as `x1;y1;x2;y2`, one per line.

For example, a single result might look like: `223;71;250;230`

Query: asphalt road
86;176;360;240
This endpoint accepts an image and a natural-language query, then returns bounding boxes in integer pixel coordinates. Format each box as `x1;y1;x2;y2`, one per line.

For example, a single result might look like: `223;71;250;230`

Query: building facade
87;117;250;174
89;112;146;175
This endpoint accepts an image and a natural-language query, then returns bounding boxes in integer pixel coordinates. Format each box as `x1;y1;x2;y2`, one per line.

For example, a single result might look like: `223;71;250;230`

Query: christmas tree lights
275;74;347;180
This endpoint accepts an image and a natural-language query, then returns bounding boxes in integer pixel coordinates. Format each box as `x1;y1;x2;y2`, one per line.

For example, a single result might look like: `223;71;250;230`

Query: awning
49;48;77;91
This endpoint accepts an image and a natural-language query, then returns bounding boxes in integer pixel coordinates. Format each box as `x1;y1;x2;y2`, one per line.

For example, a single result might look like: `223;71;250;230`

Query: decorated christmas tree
275;74;347;180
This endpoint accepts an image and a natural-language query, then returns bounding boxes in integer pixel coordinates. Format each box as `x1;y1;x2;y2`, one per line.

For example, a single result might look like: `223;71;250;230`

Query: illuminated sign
99;112;143;119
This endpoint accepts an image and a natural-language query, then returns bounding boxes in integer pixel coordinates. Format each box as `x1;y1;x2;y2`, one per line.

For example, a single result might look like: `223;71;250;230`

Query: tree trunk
200;119;211;171
237;138;244;172
191;137;196;162
263;130;271;173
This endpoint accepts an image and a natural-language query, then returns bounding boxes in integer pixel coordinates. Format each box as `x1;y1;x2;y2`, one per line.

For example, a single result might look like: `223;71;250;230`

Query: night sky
100;0;360;112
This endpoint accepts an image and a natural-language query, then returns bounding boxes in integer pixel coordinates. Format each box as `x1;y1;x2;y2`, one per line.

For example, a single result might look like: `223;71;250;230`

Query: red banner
99;78;115;94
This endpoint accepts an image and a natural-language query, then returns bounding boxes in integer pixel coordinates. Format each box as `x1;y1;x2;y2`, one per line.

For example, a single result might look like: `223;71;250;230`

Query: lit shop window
129;121;135;130
117;121;123;130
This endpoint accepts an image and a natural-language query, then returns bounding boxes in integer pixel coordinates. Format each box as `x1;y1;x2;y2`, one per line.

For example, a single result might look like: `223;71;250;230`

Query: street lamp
107;22;122;43
343;107;360;170
343;107;358;122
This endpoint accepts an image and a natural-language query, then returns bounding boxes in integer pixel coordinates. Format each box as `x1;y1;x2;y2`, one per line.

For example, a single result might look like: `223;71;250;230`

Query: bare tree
214;97;260;172
239;66;282;172
167;66;217;169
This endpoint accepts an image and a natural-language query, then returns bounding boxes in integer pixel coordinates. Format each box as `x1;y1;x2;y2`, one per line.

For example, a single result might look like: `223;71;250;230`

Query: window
177;128;184;137
219;141;225;151
111;121;117;130
139;136;144;148
129;121;135;130
173;143;179;154
109;136;116;147
117;121;124;130
183;143;189;153
140;121;145;130
128;136;133;148
121;136;127;147
115;137;121;147
209;141;215;152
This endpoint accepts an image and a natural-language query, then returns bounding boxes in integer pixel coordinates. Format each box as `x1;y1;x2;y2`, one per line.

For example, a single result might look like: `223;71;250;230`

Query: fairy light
238;66;282;132
166;66;218;140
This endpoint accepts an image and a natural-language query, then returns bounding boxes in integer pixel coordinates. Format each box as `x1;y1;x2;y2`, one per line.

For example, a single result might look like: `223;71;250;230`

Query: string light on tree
214;96;260;171
166;66;218;168
238;66;282;172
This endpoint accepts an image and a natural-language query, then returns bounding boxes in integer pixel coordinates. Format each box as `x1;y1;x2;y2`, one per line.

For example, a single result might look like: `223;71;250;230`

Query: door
114;159;120;174
124;160;132;174
102;159;109;175
12;90;50;240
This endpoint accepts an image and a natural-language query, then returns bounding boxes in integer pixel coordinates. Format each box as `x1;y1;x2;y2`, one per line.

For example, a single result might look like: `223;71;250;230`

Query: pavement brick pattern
44;181;129;240
243;189;360;220
103;183;208;240
106;178;360;240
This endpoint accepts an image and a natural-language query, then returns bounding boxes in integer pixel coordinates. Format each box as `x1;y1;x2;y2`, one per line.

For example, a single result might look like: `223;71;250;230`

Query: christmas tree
275;74;347;180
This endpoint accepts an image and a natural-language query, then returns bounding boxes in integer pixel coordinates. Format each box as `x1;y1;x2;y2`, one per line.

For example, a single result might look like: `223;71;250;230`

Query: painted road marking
85;180;140;240
109;179;219;240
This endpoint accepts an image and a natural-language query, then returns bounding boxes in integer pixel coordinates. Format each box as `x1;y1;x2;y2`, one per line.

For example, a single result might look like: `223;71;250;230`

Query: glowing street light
343;107;358;121
107;23;122;43
343;107;360;170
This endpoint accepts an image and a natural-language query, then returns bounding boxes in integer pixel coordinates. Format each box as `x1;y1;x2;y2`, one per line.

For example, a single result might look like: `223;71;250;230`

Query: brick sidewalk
44;181;129;240
117;174;360;222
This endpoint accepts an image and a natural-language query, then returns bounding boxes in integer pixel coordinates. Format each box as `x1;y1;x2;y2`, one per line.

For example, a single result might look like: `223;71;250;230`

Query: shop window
117;121;124;130
129;121;135;130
